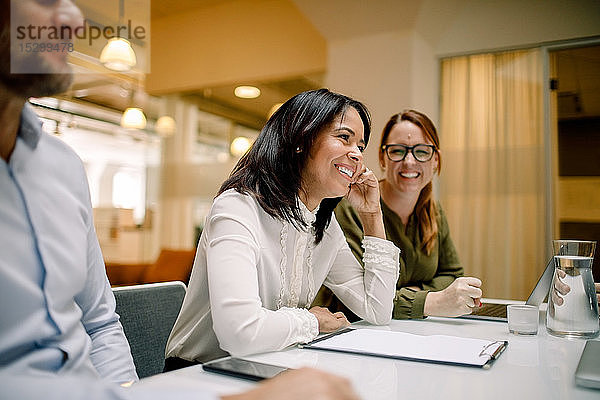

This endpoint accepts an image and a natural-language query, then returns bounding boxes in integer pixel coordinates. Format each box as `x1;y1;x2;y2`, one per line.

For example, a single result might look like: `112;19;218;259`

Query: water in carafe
546;255;599;338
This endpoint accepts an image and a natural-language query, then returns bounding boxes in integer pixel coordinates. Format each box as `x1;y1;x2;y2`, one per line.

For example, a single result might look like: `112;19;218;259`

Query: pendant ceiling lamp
121;107;146;129
155;116;176;138
99;0;136;72
230;136;251;157
100;38;136;72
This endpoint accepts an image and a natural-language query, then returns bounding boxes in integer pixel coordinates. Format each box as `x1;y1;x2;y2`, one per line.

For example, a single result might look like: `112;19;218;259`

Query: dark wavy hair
219;88;371;244
380;110;441;255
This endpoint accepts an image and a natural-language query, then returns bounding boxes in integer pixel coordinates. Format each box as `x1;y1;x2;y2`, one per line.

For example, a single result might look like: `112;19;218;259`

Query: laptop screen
525;258;555;306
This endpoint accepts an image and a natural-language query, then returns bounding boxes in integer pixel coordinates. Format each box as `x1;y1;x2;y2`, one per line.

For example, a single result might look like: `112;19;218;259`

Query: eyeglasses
381;144;436;162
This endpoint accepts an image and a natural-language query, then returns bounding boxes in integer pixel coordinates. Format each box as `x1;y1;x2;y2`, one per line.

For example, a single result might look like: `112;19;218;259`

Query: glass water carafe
546;240;598;338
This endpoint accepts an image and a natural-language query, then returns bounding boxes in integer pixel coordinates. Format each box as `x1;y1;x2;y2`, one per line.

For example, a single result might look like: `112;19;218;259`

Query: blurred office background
32;0;600;300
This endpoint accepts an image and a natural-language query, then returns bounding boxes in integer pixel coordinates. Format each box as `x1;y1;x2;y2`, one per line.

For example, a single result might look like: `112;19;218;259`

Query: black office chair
112;281;186;378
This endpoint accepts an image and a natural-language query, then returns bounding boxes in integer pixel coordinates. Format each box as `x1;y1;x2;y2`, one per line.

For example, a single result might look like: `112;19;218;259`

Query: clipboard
299;327;507;369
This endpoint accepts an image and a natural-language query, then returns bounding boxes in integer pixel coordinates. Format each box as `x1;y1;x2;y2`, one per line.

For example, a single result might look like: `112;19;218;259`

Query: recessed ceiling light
234;86;261;99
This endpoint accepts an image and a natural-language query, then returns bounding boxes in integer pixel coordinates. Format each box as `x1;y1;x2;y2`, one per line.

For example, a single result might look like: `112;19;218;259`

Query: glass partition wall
32;98;258;264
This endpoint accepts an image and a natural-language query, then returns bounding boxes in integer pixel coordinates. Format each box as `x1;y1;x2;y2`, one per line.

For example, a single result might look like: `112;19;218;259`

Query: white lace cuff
362;236;400;271
280;307;319;344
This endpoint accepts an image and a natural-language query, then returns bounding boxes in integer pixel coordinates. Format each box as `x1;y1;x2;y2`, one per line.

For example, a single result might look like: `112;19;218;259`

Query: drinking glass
508;304;538;335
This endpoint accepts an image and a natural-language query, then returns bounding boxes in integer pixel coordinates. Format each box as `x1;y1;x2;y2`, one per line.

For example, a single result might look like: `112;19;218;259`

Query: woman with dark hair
313;110;482;320
164;89;400;367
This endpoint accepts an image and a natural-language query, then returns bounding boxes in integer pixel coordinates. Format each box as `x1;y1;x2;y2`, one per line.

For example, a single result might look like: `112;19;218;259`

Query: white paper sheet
306;328;505;367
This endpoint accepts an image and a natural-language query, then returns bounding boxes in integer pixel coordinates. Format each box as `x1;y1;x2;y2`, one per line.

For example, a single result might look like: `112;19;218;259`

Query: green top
312;198;462;319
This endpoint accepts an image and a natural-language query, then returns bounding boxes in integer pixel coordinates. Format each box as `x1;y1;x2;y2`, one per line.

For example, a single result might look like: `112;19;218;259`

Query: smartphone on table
202;357;289;381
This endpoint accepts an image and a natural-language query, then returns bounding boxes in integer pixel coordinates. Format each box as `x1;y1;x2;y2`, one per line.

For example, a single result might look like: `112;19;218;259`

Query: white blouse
166;189;400;362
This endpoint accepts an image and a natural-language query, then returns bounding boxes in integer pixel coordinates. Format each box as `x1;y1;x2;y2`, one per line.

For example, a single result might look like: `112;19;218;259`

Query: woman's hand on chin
345;165;386;239
345;166;380;214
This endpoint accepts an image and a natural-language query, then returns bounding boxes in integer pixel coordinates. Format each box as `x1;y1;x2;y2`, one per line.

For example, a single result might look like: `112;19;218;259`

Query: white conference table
137;303;599;400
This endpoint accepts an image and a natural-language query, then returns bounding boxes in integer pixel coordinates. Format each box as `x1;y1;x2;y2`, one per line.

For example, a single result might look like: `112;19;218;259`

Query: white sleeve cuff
280;307;319;344
362;236;400;271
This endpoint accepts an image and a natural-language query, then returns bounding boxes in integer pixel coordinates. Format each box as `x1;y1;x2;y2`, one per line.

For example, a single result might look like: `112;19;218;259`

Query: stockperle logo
10;0;150;74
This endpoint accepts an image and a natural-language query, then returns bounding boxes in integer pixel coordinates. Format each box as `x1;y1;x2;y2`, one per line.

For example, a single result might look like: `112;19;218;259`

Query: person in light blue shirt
0;1;360;399
0;103;141;381
0;0;144;395
0;0;138;387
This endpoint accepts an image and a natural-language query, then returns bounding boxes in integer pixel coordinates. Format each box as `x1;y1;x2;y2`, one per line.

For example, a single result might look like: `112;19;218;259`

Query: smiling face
380;120;438;196
300;107;365;210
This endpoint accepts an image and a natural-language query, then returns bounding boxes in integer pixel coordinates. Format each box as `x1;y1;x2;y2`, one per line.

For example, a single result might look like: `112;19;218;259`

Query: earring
296;147;302;153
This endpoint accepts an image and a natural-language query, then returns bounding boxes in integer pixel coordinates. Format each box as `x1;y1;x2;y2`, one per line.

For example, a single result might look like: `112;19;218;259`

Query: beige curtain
439;49;546;300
